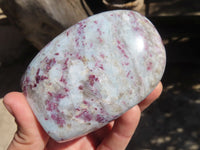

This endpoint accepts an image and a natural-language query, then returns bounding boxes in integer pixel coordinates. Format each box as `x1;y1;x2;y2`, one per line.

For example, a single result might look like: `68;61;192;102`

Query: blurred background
0;0;200;149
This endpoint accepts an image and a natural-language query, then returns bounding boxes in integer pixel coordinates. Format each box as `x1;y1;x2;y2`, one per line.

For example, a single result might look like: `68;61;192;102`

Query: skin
3;82;163;150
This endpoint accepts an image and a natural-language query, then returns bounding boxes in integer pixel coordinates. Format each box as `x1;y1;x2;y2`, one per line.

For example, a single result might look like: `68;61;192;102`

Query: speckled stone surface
21;10;166;142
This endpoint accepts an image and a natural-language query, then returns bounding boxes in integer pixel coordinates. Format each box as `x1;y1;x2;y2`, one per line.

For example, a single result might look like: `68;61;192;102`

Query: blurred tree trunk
0;0;143;50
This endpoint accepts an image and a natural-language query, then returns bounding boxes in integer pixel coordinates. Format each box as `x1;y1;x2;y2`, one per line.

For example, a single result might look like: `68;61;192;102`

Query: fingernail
3;102;13;115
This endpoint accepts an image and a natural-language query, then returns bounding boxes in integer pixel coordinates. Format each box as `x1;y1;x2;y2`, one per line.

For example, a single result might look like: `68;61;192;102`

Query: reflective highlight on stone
21;10;166;142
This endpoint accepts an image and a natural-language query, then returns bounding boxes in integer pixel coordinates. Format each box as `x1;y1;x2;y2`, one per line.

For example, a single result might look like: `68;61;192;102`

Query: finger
45;122;114;150
138;82;163;112
87;121;114;147
97;105;141;150
3;92;49;150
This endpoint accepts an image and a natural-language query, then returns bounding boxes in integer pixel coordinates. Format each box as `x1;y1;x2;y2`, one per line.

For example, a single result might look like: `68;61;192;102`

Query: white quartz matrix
21;10;166;142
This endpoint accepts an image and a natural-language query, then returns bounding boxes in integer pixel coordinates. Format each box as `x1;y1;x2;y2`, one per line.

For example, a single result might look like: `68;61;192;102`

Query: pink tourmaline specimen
21;10;166;142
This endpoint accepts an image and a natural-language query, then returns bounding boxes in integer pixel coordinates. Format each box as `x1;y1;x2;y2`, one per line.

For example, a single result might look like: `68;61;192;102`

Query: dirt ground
0;1;200;150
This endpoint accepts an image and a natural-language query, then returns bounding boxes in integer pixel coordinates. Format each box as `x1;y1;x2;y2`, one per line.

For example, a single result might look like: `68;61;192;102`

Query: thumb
3;92;49;150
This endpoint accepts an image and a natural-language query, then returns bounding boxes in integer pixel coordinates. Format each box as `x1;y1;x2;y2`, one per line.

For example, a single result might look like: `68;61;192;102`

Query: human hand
3;82;163;150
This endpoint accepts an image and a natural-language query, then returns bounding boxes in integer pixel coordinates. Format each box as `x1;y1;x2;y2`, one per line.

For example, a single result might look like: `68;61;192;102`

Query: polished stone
21;10;166;142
